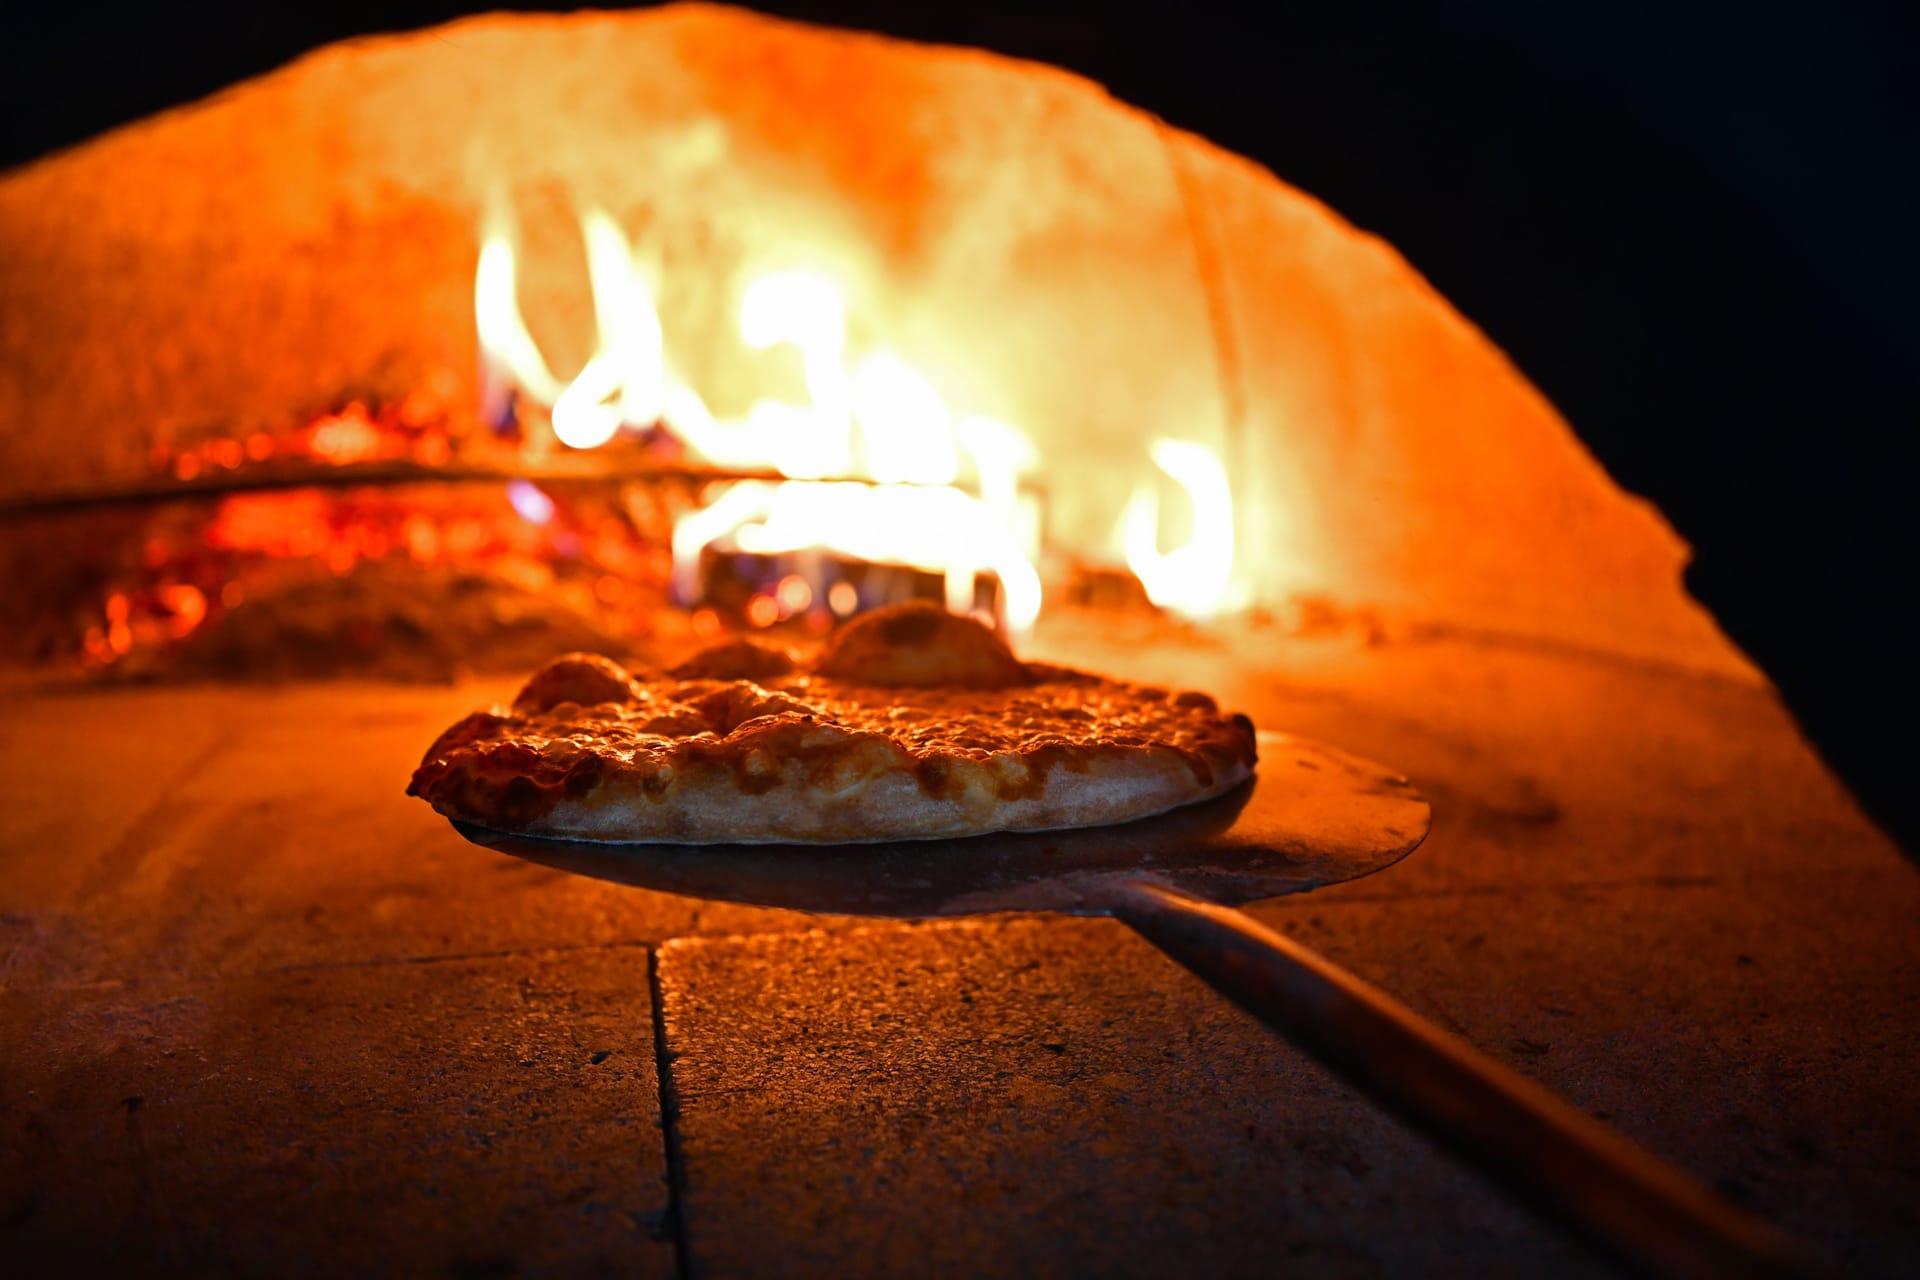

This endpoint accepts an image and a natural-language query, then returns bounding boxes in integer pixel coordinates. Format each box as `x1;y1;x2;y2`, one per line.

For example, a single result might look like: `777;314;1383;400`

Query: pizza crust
408;604;1257;844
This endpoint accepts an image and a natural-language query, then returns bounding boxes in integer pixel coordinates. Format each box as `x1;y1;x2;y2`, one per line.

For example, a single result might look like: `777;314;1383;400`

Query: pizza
407;602;1257;844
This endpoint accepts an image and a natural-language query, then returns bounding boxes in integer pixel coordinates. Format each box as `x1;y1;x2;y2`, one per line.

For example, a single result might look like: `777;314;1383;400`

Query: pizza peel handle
1105;881;1818;1280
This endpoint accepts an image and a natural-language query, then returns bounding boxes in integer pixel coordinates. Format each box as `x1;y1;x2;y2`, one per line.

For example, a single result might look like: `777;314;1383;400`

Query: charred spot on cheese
563;754;606;797
816;602;1028;689
1175;747;1216;787
880;608;943;645
914;754;954;798
500;774;549;826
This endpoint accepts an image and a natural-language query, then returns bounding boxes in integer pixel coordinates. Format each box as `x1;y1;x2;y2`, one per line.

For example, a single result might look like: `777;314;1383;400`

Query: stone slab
657;915;1600;1278
657;863;1920;1278
0;946;673;1277
0;680;819;985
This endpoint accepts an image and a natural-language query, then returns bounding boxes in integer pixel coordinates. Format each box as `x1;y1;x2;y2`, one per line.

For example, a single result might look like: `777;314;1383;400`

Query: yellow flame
851;351;960;486
551;211;669;449
738;271;852;478
550;354;624;450
475;232;560;408
955;414;1041;560
1123;438;1235;619
475;207;673;450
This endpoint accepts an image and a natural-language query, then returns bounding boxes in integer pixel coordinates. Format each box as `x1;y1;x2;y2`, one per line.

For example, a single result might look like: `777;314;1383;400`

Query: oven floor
3;627;1915;1276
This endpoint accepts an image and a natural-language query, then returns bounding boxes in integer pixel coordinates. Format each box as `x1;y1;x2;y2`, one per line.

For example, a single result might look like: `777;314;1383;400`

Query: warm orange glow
746;594;781;628
474;215;1047;632
776;574;814;614
105;594;131;654
156;584;207;638
309;404;383;464
1123;439;1236;620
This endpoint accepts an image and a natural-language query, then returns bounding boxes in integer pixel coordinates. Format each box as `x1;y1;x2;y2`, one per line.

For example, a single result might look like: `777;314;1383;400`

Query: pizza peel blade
448;730;1813;1279
452;732;1423;917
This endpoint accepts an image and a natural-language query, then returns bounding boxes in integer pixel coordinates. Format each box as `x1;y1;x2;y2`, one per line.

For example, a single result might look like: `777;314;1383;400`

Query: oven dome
0;3;1747;675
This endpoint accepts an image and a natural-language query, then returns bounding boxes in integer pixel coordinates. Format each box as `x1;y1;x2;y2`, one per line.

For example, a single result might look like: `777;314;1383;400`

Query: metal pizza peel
453;730;1812;1278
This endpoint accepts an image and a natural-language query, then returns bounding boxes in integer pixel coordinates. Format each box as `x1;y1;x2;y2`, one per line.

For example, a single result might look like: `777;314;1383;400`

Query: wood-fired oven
2;5;1914;1277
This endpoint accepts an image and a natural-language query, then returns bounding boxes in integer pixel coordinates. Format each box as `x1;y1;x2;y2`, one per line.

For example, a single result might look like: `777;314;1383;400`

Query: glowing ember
308;404;384;463
59;479;681;679
776;574;813;614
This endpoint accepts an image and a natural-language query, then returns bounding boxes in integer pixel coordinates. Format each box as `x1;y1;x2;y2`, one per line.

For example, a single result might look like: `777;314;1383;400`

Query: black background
3;2;1915;849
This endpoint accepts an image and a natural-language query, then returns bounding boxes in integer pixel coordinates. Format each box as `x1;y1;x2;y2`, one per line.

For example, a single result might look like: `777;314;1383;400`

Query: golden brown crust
408;605;1257;844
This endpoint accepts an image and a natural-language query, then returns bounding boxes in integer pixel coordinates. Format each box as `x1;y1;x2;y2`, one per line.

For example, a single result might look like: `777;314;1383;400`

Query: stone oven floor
2;628;1916;1276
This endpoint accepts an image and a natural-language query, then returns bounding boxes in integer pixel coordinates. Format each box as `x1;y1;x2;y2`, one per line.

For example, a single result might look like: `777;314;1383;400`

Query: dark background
3;1;1914;849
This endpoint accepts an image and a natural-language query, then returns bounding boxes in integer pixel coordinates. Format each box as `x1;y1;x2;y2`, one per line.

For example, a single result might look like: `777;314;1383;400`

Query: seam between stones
71;731;237;904
27;867;1803;991
648;941;694;1280
655;914;1054;956
251;937;657;976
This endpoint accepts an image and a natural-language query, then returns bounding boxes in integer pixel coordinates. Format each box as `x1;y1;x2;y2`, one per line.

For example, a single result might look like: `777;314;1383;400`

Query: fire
851;352;960;486
1123;438;1236;619
474;230;561;417
670;480;1042;630
475;206;1048;632
550;211;667;450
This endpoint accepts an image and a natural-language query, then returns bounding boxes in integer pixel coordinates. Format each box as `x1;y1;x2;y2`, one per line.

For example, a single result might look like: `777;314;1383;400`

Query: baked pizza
407;602;1256;843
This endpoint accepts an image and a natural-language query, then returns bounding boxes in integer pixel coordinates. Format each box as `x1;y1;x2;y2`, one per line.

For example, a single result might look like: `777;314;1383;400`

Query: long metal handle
1108;879;1816;1279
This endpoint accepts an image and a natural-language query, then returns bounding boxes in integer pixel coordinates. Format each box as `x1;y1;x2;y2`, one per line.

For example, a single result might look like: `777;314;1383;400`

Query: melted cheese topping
408;605;1257;842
